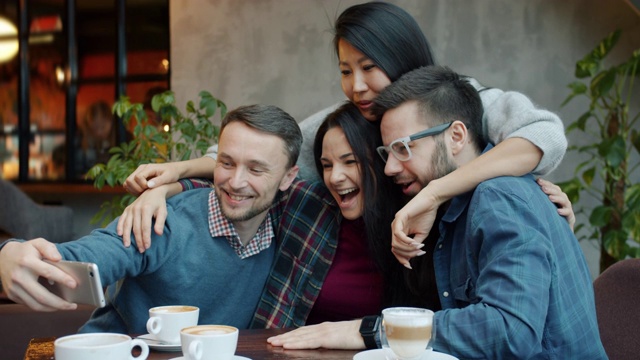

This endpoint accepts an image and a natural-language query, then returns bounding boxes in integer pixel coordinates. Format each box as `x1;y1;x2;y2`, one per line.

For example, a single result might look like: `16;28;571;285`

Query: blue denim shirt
431;148;607;359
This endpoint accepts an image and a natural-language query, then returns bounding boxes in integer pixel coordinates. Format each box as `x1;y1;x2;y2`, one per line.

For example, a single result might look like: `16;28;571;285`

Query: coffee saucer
136;333;181;352
169;356;251;360
353;349;458;360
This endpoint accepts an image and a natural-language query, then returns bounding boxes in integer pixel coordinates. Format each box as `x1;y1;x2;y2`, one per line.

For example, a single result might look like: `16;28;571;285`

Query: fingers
267;320;363;350
117;208;133;247
31;238;63;262
125;163;182;196
390;215;428;269
124;168;148;196
0;240;77;311
153;209;167;238
124;164;158;195
267;327;323;349
537;178;576;231
134;204;155;251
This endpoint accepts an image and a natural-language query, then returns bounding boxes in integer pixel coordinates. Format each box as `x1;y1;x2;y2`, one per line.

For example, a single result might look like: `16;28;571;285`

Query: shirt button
438;244;443;249
443;291;449;297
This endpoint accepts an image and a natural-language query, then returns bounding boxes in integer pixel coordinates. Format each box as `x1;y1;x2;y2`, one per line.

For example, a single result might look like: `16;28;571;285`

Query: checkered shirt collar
207;189;274;259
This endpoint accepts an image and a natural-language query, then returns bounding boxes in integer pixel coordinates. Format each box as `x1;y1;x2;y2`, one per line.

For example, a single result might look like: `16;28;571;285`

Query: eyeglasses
377;122;453;162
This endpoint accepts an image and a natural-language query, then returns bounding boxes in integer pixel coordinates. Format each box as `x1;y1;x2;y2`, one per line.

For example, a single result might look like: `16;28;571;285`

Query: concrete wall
168;0;640;279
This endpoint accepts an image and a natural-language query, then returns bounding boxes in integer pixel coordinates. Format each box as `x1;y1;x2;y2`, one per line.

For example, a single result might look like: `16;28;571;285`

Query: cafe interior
0;0;639;359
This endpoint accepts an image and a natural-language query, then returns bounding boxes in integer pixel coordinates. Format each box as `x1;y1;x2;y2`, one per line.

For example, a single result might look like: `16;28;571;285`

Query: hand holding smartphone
38;260;106;308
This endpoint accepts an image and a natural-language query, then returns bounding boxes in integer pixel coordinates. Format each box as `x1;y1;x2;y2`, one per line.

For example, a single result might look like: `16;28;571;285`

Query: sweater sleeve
468;78;567;176
296;103;343;182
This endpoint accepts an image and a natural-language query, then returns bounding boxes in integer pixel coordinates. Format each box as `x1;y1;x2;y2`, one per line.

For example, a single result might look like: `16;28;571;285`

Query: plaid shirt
180;178;342;328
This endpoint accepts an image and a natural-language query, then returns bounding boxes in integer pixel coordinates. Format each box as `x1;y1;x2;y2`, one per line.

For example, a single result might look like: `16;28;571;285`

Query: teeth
337;188;357;195
230;195;250;201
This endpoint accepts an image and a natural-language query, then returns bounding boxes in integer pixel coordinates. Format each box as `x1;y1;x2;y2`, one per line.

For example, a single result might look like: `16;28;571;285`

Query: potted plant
559;29;640;274
86;90;226;226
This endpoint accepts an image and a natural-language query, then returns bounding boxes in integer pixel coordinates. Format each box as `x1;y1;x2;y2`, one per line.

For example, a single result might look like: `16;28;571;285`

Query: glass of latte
380;307;435;360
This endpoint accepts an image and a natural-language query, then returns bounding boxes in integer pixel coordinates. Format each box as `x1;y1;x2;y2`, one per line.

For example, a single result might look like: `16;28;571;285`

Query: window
0;0;170;182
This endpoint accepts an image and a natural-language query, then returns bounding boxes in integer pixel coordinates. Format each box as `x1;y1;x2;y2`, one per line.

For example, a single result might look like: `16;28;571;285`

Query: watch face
360;316;380;333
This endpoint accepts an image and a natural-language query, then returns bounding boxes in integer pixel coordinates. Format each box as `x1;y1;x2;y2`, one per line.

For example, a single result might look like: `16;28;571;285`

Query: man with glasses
371;65;606;359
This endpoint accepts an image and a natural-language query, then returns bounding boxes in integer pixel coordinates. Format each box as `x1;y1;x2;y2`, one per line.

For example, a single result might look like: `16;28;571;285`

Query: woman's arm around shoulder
469;77;567;176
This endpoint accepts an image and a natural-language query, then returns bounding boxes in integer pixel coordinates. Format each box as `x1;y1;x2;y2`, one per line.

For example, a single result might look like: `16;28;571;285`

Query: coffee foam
183;325;237;336
150;305;198;313
57;334;127;346
384;315;433;327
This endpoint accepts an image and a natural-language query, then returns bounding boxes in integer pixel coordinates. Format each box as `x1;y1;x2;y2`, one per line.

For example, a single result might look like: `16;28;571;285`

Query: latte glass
180;325;238;360
146;305;199;344
380;307;435;360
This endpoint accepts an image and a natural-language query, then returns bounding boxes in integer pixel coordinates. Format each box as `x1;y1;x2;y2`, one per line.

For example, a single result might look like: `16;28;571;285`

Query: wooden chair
593;258;640;360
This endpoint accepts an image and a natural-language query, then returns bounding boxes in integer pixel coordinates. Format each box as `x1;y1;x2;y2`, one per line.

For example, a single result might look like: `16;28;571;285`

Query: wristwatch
359;315;381;349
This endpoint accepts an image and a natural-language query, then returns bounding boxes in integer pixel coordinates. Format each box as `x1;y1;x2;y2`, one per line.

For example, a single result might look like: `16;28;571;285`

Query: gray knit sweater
296;78;566;183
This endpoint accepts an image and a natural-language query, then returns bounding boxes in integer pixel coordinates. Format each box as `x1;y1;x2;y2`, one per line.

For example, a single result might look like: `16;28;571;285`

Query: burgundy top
305;218;383;324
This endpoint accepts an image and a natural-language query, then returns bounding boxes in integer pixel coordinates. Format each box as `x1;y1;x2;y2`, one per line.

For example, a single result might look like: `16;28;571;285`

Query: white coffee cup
180;325;238;360
54;333;149;360
146;305;199;344
380;307;435;360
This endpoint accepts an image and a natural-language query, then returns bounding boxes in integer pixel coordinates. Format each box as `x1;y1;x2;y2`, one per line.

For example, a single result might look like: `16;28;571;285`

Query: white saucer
353;349;458;360
136;333;181;352
169;356;250;360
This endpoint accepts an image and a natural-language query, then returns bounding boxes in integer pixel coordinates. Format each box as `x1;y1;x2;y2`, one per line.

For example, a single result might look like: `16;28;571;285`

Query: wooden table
24;328;360;359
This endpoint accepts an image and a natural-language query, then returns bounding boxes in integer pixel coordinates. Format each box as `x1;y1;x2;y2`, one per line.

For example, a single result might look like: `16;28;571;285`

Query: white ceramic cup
54;333;149;360
380;307;435;360
146;305;199;344
180;325;239;360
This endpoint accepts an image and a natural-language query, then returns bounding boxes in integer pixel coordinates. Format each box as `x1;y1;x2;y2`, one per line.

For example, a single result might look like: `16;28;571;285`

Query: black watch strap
359;315;381;349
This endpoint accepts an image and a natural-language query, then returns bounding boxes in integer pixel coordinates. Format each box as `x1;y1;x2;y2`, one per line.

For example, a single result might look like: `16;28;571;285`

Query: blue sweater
56;188;275;334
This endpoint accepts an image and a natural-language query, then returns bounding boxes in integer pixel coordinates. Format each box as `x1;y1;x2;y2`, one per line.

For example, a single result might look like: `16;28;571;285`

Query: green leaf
626;184;640;211
581;167;596;186
622;49;640;78
186;100;196;113
590;205;612;227
631;129;640;154
576;58;599;79
602;136;626;168
590;68;617;99
570;111;592;133
575;30;621;78
603;229;628;260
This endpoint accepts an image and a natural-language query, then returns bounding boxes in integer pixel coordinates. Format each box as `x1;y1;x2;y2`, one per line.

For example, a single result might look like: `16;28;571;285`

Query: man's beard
216;187;275;222
430;137;458;181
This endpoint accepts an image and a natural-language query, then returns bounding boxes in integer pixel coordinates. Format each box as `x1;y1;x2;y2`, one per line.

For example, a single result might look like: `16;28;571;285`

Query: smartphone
38;260;106;308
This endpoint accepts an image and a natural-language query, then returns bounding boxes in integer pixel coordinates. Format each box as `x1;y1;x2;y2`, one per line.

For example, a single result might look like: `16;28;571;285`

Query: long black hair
313;102;412;307
333;2;437;82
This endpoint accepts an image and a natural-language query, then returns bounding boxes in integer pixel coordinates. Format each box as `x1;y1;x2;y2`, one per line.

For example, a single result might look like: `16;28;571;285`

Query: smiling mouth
224;189;253;202
337;187;360;203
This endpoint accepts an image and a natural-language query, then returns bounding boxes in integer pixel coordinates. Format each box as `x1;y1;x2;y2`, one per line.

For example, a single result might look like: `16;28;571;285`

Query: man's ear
448;120;468;156
279;165;299;191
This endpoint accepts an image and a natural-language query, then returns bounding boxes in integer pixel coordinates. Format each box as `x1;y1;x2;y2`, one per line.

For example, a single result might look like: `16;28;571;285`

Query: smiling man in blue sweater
0;104;303;334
